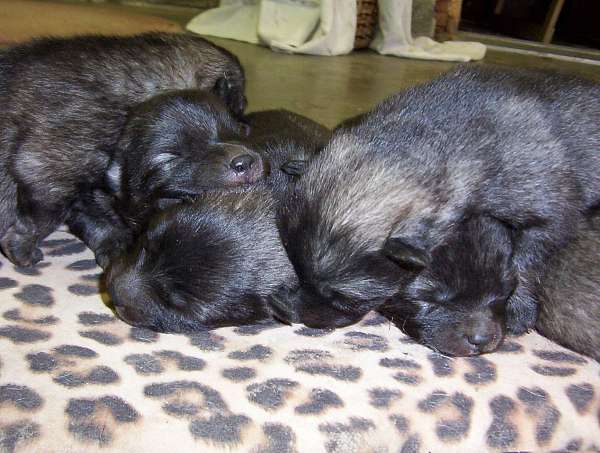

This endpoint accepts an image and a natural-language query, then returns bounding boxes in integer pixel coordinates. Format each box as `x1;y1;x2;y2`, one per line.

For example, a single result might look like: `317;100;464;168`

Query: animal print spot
487;395;518;448
233;321;280;336
42;238;77;247
68;284;99;296
14;284;54;306
343;331;388;351
533;350;587;364
389;414;409;433
285;349;361;382
531;365;577;377
400;435;421;453
295;389;343;414
222;367;256;382
3;308;58;325
319;417;376;453
369;388;402;408
47;241;87;257
247;379;299;410
464;356;497;385
428;353;455;377
78;312;116;325
80;273;102;283
517;387;560;446
228;345;272;361
129;327;159;343
0;420;40;453
144;381;227;410
66;396;139;446
497;341;524;353
66;259;98;271
254;422;296;453
418;391;473;440
13;262;51;276
189;414;250;444
0;384;43;410
187;331;225;351
26;346;118;387
380;358;421;369
0;325;51;343
293;327;334;337
380;357;421;385
0;277;18;290
125;351;205;375
565;383;595;413
79;330;122;346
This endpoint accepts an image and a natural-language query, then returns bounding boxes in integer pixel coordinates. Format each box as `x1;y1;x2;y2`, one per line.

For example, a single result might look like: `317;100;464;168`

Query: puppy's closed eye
151;152;179;165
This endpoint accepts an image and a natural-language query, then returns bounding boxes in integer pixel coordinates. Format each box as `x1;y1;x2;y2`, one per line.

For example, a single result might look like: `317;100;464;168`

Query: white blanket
186;0;486;61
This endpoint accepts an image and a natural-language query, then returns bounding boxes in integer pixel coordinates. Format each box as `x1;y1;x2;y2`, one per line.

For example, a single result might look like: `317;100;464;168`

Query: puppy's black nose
467;332;493;347
230;154;255;173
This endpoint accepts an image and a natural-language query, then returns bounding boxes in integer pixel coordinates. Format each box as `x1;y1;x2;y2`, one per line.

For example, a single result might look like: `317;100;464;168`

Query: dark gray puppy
377;215;516;356
68;107;329;268
536;216;600;362
0;32;246;266
274;65;600;334
105;190;297;333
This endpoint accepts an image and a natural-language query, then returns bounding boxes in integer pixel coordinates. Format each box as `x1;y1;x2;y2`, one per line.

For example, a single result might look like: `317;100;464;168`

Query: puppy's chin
422;324;505;357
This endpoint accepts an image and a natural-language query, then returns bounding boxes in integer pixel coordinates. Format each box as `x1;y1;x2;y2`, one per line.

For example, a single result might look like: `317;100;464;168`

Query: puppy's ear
280;160;308;177
382;237;429;270
212;75;247;117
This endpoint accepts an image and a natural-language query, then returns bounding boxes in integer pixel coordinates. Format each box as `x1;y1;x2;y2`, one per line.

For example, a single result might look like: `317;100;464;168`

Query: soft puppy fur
69;108;329;268
0;32;246;266
105;190;297;333
274;65;600;333
536;216;600;362
377;215;516;356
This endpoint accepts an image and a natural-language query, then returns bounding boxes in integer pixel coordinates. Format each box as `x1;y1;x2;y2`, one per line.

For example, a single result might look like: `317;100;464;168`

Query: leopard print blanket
1;229;599;453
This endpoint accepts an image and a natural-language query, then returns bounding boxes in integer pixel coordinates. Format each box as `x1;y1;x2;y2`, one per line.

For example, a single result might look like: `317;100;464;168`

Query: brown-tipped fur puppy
274;65;600;333
0;33;246;267
68;108;329;268
536;216;600;362
105;190;297;333
377;215;516;356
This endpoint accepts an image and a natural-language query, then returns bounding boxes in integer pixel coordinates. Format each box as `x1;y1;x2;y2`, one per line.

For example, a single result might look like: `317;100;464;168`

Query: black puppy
274;65;600;333
536;216;600;362
68;107;329;268
377;215;516;356
105;190;297;332
0;32;246;266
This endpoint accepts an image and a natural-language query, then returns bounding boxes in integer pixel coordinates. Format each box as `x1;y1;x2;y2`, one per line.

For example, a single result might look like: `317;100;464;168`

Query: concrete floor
7;1;600;127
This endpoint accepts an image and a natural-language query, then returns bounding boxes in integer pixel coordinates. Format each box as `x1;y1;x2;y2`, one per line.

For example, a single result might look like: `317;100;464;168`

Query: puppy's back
537;216;600;361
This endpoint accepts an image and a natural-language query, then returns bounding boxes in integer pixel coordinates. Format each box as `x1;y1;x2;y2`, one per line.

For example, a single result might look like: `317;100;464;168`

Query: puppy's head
379;215;516;356
112;90;266;202
105;190;297;333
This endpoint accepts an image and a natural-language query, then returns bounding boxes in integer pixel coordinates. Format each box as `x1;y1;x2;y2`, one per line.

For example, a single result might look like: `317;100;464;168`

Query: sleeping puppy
377;215;516;356
273;65;600;333
68;107;329;268
105;190;297;333
0;32;246;267
536;215;600;362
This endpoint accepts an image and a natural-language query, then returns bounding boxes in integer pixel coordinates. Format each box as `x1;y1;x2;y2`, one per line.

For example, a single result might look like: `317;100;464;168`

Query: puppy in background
0;32;246;266
274;65;600;334
69;107;329;268
536;216;600;362
377;215;516;356
105;189;297;332
104;110;329;331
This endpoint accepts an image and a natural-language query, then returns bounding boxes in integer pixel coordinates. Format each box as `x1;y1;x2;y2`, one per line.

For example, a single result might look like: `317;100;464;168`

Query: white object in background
187;0;356;56
187;0;485;61
371;0;486;62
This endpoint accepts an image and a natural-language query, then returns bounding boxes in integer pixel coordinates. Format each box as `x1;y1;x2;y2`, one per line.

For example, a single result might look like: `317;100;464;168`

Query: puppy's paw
505;288;538;335
0;227;44;266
